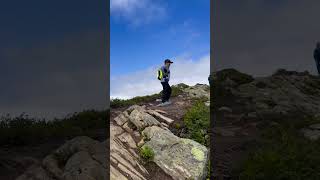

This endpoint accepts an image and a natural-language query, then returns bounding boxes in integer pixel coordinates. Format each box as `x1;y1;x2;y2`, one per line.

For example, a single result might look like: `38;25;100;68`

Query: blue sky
110;0;210;99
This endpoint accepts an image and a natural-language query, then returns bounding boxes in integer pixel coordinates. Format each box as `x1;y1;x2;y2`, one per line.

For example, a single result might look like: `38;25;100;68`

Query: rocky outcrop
301;123;320;141
216;69;320;118
111;105;209;180
183;84;210;99
110;123;148;180
212;69;320;179
142;126;208;180
16;136;107;180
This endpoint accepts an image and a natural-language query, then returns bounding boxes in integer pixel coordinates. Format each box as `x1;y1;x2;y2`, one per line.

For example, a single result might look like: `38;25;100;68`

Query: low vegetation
0;110;109;146
111;94;160;108
140;145;155;161
183;101;210;146
238;117;320;180
110;83;188;108
215;68;254;86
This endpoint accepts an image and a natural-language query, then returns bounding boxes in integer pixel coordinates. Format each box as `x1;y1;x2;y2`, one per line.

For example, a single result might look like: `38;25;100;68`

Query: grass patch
0;110;108;146
140;145;155;161
174;122;181;129
237;117;320;180
111;93;160;108
183;101;210;146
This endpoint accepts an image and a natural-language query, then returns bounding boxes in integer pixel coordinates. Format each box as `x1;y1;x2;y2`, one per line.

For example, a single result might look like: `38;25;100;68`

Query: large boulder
114;105;162;131
225;70;320;117
301;123;320;141
129;109;161;130
142;126;208;180
183;84;210;99
16;136;107;180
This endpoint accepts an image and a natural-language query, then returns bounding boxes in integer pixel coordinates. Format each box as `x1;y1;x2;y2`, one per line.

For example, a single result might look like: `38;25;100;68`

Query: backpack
157;68;163;80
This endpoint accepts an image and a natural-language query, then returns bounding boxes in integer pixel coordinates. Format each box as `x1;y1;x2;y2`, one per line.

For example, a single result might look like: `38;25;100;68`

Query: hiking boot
157;101;171;107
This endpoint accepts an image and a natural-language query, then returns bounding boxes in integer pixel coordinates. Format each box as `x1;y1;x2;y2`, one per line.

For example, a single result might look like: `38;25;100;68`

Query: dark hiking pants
161;82;172;103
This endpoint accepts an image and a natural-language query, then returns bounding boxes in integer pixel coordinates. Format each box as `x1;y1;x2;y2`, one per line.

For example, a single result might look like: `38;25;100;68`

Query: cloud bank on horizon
111;54;210;99
110;0;166;26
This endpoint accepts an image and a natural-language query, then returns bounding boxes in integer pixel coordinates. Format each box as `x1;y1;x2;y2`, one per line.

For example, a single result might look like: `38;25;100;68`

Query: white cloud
111;54;210;99
110;0;166;26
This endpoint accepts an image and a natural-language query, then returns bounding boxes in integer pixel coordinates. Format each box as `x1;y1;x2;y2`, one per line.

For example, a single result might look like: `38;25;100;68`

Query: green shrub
238;117;320;180
171;85;185;97
140;146;155;161
183;101;210;146
0;109;109;145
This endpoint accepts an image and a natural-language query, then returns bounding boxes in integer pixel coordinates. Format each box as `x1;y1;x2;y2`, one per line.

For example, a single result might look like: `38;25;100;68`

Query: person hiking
157;59;173;106
314;42;320;75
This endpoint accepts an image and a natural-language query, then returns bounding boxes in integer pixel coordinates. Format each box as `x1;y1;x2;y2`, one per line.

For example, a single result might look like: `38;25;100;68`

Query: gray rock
218;106;232;113
205;101;210;107
110;123;148;180
231;72;320;116
127;105;146;113
301;128;320;141
42;154;63;179
17;136;107;180
118;132;137;149
183;84;210;99
147;110;174;124
110;124;124;138
114;113;128;126
63;151;105;180
110;165;128;180
16;166;53;180
301;123;320;141
122;122;134;133
142;126;208;180
309;123;320;130
129;109;160;130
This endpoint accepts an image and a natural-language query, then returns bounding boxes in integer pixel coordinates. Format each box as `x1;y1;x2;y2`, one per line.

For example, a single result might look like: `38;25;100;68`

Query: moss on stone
191;147;205;161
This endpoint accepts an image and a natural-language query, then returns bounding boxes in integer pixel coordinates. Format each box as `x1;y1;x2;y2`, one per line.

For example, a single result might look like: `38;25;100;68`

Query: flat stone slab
142;126;208;180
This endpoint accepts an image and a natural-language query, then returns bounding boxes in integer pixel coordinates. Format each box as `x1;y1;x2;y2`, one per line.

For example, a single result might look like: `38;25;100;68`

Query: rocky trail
110;84;210;180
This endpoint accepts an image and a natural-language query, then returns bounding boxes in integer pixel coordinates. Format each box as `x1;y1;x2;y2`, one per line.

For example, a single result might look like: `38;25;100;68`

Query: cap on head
164;59;173;64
